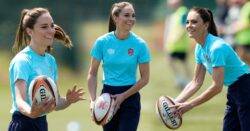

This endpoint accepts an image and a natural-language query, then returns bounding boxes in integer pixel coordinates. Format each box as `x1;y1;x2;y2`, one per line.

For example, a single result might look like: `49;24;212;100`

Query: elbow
193;80;203;88
142;77;149;86
211;83;223;94
214;86;223;94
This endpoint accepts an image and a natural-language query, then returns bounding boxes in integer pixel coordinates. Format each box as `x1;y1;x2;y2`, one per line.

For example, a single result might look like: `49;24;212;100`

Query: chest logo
107;48;115;55
128;48;134;56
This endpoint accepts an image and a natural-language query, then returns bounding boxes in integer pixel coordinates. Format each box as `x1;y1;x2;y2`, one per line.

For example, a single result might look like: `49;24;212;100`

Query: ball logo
162;100;178;127
98;101;109;110
156;96;182;129
38;85;47;102
128;48;134;56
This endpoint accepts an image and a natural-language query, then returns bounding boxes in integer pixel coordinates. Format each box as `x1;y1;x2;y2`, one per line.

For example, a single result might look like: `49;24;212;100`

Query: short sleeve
211;46;226;67
90;38;103;61
194;45;202;64
138;42;151;63
10;58;30;83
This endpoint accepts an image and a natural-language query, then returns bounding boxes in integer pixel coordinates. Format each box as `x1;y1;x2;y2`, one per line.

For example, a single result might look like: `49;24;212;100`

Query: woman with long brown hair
8;7;85;131
87;2;151;131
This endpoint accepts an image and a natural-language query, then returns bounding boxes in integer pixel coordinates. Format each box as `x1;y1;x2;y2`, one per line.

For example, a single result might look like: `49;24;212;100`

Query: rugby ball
28;75;58;106
156;96;182;129
93;93;115;125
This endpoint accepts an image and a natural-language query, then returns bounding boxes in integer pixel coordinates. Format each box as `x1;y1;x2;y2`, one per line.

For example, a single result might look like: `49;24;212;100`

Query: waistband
229;73;250;89
12;111;47;121
102;84;134;95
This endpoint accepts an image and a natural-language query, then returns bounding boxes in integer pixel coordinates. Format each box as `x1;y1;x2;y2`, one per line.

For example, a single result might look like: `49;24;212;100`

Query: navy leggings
8;111;47;131
102;84;141;131
223;74;250;131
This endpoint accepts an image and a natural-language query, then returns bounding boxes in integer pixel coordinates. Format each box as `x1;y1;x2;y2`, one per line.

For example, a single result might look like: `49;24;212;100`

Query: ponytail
108;15;116;32
206;9;218;36
12;9;29;53
46;24;72;52
54;24;72;48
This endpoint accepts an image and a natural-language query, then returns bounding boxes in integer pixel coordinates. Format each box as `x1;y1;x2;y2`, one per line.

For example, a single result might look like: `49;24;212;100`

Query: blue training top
195;33;249;86
91;31;151;86
9;46;58;113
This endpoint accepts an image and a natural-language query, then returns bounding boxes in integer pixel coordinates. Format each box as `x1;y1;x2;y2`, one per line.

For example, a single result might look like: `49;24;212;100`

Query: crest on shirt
128;48;134;56
107;48;115;55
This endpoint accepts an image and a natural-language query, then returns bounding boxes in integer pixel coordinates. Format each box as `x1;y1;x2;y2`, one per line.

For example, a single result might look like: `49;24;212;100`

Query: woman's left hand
66;85;86;104
111;93;126;113
172;102;193;117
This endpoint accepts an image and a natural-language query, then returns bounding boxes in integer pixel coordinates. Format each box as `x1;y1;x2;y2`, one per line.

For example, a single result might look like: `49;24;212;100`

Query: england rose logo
128;48;134;56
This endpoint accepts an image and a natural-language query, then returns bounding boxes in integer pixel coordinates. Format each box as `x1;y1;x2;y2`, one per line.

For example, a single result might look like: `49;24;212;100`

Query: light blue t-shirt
91;31;151;86
195;34;249;86
9;46;58;113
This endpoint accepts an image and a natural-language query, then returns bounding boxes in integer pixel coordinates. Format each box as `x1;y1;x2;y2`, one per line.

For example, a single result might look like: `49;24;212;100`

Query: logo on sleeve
128;48;134;56
204;54;211;63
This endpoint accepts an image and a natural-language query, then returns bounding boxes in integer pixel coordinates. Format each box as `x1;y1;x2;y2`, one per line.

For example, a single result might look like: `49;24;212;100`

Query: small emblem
107;48;115;55
128;48;134;56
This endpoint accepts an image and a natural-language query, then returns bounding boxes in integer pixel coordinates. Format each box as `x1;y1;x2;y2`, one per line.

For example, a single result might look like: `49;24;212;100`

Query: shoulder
45;53;56;62
130;32;147;45
210;35;231;52
9;50;30;68
195;44;202;53
95;32;114;43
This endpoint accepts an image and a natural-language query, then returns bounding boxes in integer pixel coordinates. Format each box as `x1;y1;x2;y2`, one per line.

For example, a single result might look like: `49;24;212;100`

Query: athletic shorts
102;84;141;131
8;111;47;131
223;74;250;131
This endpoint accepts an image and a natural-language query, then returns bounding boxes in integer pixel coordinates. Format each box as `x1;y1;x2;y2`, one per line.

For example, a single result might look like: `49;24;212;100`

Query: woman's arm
87;58;101;103
175;64;206;103
55;85;84;111
15;80;55;118
176;67;224;115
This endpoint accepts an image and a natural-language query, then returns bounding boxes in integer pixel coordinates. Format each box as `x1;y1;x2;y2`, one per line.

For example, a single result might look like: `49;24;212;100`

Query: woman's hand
89;100;95;121
111;93;126;113
66;85;85;105
30;98;56;118
172;101;193;117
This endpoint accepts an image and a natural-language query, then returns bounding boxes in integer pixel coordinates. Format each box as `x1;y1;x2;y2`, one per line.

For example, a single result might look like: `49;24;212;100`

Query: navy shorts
8;111;47;131
102;84;141;131
223;74;250;131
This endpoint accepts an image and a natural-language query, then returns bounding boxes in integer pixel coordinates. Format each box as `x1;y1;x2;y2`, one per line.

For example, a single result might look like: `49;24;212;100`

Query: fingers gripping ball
156;96;182;129
29;75;58;105
93;93;115;125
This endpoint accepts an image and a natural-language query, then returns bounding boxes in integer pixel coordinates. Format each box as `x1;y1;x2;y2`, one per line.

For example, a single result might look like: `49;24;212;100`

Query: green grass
0;22;227;131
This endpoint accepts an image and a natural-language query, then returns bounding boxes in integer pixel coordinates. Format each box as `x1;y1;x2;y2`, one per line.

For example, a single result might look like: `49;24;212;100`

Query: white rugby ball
93;93;115;125
29;75;58;106
156;96;182;129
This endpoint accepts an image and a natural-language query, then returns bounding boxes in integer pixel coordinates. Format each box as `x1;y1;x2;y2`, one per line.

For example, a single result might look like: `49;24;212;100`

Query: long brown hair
108;2;133;32
13;7;72;53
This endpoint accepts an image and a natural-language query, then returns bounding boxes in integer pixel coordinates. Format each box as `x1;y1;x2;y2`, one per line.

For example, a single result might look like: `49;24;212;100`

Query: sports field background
0;21;227;131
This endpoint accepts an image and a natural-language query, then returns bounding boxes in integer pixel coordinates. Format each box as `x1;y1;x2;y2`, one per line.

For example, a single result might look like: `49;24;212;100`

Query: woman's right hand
90;100;95;121
30;98;56;118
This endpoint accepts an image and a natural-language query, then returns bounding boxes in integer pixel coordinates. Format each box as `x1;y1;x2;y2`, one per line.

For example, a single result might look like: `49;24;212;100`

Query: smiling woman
8;7;85;131
172;7;250;131
87;2;151;131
